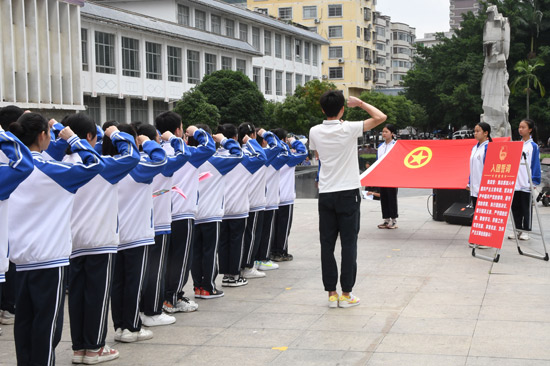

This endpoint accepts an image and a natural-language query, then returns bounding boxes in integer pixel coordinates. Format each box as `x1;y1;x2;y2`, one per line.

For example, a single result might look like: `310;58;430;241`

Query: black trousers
191;222;220;292
218;218;247;276
111;246;148;332
15;266;65;366
141;234;170;316
1;261;16;313
380;187;398;219
511;191;533;231
256;209;275;262
242;211;264;269
69;253;115;351
272;204;293;256
318;188;361;293
165;219;194;305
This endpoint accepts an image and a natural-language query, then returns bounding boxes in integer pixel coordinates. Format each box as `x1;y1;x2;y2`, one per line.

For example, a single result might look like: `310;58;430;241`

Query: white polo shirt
309;120;364;194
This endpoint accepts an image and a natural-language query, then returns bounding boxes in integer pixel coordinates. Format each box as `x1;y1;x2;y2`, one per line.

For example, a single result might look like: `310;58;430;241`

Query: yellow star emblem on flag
404;147;433;169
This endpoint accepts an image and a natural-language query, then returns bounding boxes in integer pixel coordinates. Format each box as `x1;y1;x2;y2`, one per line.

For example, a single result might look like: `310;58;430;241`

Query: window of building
264;30;272;56
285;72;292;95
308;26;318;33
84;95;100;122
394;73;405;82
304;42;310;64
153;100;169;118
305;75;311;83
187;50;200;84
377;71;386;79
376;43;385;51
82;29;88;71
195;10;206;30
265;69;272;94
225;19;235;38
364;28;371;41
253;67;261;89
363;8;371;21
167;46;182;82
177;5;190;26
377;56;385;66
357;26;361;38
364;68;372;81
295;39;302;62
328;4;342;17
275;71;283;96
357;46;362;59
146;42;161;80
328;26;343;38
303;6;317;19
256;8;268;15
239;23;248;42
376;26;385;37
106;97;126;123
329;67;343;79
205;53;217;75
236;59;246;75
131;99;148;123
221;56;232;70
275;34;282;58
328;46;343;59
252;27;260;50
278;7;292;20
364;48;372;62
211;15;221;34
312;44;318;66
122;37;140;77
295;73;302;87
393;31;413;42
285;35;292;60
392;60;411;68
95;31;115;74
393;47;411;56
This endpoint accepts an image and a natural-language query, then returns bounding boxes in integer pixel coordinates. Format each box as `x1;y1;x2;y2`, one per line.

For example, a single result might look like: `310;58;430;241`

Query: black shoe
270;254;284;262
281;253;294;261
200;288;224;299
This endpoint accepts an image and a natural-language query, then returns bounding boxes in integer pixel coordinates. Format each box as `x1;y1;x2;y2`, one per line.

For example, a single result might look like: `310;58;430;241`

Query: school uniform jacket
278;140;308;207
9;136;103;271
265;144;290;211
152;136;191;235
43;122;69;161
66;131;140;258
223;139;267;220
248;133;284;213
515;138;541;192
171;129;216;222
469;140;489;198
195;138;243;224
0;132;34;281
117;140;167;251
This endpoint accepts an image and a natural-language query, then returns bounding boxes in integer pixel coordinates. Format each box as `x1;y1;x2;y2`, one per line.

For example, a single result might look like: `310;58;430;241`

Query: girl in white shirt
377;124;399;229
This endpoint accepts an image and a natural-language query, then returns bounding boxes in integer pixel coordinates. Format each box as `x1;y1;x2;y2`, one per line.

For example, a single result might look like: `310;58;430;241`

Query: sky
376;0;451;39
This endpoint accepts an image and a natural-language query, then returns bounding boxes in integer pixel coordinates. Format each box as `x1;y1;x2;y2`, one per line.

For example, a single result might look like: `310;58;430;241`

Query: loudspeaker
443;202;474;226
432;189;470;221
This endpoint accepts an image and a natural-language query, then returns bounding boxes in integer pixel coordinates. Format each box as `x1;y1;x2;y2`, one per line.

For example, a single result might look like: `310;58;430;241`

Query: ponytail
9;113;48;147
238;122;256;145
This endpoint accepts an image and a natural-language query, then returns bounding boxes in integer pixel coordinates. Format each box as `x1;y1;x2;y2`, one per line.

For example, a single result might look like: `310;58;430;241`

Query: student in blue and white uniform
136;121;190;327
192;126;243;299
162;118;215;313
271;129;308;262
468;122;492;209
218;123;266;287
509;119;541;241
8;113;103;366
110;124;166;344
64;114;140;364
0;126;34;337
240;126;283;276
376;124;399;229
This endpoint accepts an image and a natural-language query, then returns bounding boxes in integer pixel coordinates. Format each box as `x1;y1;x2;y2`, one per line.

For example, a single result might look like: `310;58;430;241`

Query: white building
415;31;455;48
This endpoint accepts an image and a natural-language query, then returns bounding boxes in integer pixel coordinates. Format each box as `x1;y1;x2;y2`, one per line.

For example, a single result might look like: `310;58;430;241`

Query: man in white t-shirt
309;90;386;308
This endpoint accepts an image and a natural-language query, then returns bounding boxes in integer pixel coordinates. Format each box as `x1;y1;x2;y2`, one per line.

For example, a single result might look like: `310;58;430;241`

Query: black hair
9;112;49;147
272;128;287;141
102;123;136;156
384;123;397;136
155;111;182;134
319;90;345;118
255;127;264;146
131;121;144;132
476;122;492;142
187;124;212;147
237;122;255;145
137;123;158;142
0;105;24;130
217;123;238;140
520;118;538;143
63;113;97;140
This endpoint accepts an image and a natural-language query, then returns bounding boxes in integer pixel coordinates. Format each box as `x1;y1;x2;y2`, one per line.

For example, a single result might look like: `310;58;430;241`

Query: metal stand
510;153;549;261
471;246;501;262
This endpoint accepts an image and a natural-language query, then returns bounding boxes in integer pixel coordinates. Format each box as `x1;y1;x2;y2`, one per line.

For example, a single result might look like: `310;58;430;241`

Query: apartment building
450;0;480;29
246;0;378;97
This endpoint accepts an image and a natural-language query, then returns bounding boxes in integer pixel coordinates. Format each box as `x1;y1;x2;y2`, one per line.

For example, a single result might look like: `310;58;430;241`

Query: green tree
510;59;546;118
173;89;220;130
196;70;265;126
272;96;312;135
293;79;338;120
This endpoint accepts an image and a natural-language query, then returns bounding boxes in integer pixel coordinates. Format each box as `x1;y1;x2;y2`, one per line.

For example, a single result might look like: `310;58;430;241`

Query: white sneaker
114;328;123;342
140;313;176;327
136;328;153;341
0;310;15;325
508;232;519;240
119;328;154;343
256;260;279;271
519;232;529;240
175;298;198;312
241;267;266;279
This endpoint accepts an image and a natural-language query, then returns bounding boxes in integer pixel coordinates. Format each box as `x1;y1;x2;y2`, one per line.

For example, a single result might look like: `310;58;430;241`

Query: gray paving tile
367;353;467;366
270;349;372;366
376;333;472;355
289;329;383;352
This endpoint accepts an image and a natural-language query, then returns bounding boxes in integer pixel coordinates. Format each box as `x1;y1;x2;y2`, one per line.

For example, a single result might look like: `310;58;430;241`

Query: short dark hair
63;113;97;140
137;123;158;141
187;124;211;147
217;123;238;139
0;105;24;130
155;111;182;134
103;123;136;156
319;90;345;118
272;128;287;141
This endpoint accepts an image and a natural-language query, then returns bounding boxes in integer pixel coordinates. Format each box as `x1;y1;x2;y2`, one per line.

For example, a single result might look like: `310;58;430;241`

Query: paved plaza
1;193;550;365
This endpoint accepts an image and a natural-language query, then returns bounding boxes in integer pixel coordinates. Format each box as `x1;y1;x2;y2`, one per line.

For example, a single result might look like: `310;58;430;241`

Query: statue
480;5;511;137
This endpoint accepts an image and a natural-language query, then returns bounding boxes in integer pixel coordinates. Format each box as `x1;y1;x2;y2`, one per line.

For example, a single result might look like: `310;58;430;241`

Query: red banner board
468;142;523;248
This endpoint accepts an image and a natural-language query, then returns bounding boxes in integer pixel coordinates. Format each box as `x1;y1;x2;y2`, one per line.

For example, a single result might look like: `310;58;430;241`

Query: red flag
360;138;510;189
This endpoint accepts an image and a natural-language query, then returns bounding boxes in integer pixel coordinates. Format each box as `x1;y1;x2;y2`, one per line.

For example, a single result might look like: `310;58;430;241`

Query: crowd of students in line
0;105;306;365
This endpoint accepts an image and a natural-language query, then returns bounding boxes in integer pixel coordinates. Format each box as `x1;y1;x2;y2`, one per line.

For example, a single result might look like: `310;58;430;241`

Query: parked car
452;130;473;139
